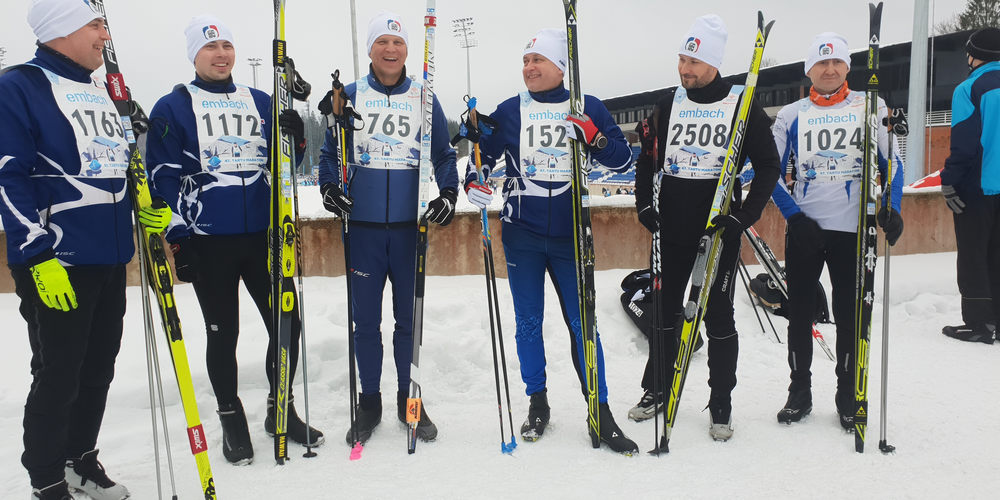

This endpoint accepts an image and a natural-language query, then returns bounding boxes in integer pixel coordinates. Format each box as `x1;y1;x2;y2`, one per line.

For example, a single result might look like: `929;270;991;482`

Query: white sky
1;0;968;119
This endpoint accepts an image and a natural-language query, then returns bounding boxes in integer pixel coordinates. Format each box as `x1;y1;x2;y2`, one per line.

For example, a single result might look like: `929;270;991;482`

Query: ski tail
855;1;884;454
662;12;775;451
408;0;437;455
91;0;216;496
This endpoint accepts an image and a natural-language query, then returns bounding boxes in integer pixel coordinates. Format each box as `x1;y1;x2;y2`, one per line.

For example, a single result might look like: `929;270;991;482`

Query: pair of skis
93;1;217;497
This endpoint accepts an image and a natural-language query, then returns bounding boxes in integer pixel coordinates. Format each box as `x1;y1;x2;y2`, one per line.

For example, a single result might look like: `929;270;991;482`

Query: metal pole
465;45;472;96
350;0;361;80
906;0;929;184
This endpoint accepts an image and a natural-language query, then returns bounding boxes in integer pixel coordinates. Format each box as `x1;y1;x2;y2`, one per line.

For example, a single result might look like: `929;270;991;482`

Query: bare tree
761;57;779;68
935;0;1000;34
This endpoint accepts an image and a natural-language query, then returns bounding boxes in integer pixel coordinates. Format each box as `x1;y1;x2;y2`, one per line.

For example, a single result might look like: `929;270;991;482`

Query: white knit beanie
523;29;568;74
367;11;408;55
28;0;104;44
678;15;728;69
185;15;235;64
805;32;851;75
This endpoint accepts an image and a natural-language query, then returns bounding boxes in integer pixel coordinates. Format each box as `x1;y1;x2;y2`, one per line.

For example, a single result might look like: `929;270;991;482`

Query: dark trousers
348;225;416;396
642;238;741;396
785;230;856;395
13;264;126;489
190;232;300;406
954;194;1000;326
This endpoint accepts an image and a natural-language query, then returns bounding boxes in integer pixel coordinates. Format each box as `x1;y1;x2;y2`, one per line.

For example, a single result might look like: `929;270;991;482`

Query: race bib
662;86;742;179
353;78;421;170
189;84;267;173
795;95;864;182
518;92;572;182
39;65;129;179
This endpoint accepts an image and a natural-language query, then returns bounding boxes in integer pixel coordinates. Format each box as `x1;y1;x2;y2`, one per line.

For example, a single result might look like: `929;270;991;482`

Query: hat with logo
185;15;234;64
28;0;104;44
678;15;728;69
367;11;408;55
805;32;851;75
523;29;568;74
967;27;1000;63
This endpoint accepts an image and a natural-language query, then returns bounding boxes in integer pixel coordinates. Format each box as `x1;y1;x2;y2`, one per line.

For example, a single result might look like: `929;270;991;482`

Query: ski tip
764;20;776;39
349;443;363;461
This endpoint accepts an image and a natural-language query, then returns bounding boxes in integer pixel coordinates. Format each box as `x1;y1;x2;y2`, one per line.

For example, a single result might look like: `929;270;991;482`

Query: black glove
169;237;202;283
705;213;744;243
883;107;909;137
321;182;354;217
126;86;149;136
942;185;965;214
284;57;312;102
279;109;306;154
877;206;904;246
787;212;824;255
424;188;458;226
636;204;663;234
635;116;657;160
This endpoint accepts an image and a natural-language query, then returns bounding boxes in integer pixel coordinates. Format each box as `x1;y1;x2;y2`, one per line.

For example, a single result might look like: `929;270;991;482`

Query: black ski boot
345;392;383;446
591;402;638;455
520;389;551;441
942;323;995;344
31;480;73;500
836;388;855;432
64;449;130;500
265;396;325;447
397;391;438;441
217;399;253;465
777;388;812;424
707;392;734;441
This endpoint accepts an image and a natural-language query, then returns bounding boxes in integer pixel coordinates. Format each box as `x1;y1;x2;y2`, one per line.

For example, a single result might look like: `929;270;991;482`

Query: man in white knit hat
629;14;782;442
770;32;904;430
0;0;171;498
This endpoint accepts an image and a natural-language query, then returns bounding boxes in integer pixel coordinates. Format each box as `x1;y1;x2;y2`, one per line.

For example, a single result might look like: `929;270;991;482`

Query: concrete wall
0;191;955;293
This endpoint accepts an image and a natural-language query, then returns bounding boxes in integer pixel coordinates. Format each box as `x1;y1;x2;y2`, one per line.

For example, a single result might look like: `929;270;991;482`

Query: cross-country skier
769;33;904;428
940;27;1000;345
144;15;323;465
0;0;170;498
463;28;638;454
631;15;781;441
317;11;457;447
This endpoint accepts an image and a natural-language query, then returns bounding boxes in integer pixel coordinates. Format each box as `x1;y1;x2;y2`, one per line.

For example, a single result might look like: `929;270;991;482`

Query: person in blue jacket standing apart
463;28;637;454
318;11;458;447
145;15;322;465
940;28;1000;345
0;0;169;498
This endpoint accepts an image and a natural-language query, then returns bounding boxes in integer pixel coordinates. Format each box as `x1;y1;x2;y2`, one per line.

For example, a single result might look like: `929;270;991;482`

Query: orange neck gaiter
809;81;850;106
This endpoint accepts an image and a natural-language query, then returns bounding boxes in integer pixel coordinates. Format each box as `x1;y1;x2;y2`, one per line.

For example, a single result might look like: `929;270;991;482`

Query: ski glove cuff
942;185;965;214
465;180;493;210
138;198;171;235
425;188;458;226
566;113;607;151
30;258;77;312
170;237;202;283
706;214;744;243
877;207;904;246
636;204;663;234
279;109;306;154
321;182;354;217
788;212;825;255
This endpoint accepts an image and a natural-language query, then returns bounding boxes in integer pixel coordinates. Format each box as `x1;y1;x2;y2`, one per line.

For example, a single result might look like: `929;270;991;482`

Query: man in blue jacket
0;0;168;498
318;11;457;446
463;28;637;454
940;28;1000;345
145;15;322;465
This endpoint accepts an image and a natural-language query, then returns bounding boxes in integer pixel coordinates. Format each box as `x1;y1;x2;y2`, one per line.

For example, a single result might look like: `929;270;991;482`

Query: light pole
247;57;262;89
452;18;476;96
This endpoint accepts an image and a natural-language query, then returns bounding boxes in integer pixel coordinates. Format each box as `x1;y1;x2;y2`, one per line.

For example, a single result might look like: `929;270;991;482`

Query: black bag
748;273;831;324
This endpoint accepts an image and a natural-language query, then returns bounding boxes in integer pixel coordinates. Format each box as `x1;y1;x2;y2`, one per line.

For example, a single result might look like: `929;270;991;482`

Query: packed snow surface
0;251;996;499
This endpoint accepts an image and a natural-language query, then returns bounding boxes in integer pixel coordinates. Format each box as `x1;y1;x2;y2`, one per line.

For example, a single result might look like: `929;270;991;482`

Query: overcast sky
1;0;968;119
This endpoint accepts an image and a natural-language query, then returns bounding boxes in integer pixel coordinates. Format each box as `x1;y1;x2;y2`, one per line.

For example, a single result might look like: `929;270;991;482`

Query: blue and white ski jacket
0;48;135;267
471;86;632;239
317;70;458;226
146;76;300;243
770;92;903;232
941;60;1000;197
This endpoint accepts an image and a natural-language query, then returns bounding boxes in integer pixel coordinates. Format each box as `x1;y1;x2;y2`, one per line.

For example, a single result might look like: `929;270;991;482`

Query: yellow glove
30;258;78;312
139;198;171;235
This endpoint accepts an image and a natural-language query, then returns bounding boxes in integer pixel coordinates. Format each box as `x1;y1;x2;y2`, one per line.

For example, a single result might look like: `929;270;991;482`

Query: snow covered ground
1;251;998;499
